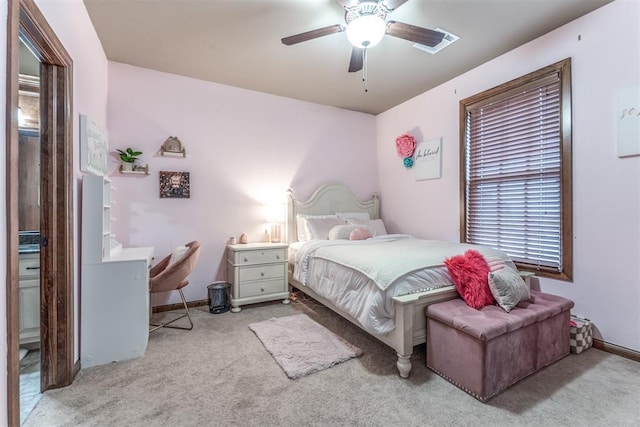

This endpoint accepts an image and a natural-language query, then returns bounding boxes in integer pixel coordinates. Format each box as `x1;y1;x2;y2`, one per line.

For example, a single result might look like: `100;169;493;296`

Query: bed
286;183;517;378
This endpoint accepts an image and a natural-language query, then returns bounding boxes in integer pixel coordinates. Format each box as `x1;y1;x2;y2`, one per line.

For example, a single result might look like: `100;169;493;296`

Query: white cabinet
81;175;153;368
19;253;40;345
227;243;289;312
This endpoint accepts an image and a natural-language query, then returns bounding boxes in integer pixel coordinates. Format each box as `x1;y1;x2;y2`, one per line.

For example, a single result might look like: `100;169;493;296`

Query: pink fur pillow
349;226;372;241
444;250;494;310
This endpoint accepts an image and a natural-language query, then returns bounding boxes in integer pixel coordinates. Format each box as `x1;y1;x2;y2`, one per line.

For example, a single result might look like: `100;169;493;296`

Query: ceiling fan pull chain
363;48;368;93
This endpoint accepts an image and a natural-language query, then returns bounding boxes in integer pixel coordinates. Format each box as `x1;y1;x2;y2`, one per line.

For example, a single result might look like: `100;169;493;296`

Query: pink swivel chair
149;240;201;332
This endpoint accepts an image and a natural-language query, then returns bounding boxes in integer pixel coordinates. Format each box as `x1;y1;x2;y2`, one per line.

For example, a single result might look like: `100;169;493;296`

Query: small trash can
208;281;230;314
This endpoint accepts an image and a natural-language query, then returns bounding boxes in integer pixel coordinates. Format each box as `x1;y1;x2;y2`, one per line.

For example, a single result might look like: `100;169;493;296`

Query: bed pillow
305;217;348;240
296;214;337;241
488;266;530;312
336;212;371;220
328;224;360;240
485;256;507;272
349;226;372;241
444;250;494;310
347;218;387;236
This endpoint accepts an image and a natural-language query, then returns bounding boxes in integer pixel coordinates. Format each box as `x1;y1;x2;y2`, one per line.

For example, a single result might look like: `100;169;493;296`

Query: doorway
17;39;42;423
6;0;75;425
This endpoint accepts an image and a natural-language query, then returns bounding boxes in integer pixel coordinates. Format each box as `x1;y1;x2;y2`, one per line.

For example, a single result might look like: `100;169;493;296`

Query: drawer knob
244;257;248;262
276;255;280;260
260;272;265;277
261;287;265;292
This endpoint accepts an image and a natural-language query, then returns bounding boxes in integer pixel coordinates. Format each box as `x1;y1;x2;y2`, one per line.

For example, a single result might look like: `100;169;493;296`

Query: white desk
81;246;154;368
81;175;156;368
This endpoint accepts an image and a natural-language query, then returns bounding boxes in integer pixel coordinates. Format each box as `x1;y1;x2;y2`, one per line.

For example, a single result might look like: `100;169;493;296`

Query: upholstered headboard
286;184;380;244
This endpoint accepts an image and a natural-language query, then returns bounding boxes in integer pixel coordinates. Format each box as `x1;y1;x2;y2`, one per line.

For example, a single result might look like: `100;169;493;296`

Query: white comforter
290;235;515;335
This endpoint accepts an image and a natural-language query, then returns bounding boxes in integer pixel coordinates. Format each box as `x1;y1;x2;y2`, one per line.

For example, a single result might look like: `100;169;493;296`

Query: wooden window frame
459;58;573;281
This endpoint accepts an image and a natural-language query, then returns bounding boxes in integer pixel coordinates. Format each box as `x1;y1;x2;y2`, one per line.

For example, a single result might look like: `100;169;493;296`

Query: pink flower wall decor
395;133;416;157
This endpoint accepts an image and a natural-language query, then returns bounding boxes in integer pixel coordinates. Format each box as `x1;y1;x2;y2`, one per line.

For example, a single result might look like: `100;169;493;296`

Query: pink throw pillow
444;250;494;310
349;226;372;241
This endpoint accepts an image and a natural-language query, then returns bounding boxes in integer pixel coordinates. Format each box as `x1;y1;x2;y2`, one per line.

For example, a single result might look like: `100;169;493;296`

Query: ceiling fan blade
281;24;345;46
348;47;364;73
383;0;410;10
386;21;445;47
334;0;359;8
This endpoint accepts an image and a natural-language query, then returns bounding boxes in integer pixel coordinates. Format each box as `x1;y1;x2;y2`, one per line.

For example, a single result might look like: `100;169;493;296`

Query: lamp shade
265;203;284;224
346;15;386;48
264;197;286;243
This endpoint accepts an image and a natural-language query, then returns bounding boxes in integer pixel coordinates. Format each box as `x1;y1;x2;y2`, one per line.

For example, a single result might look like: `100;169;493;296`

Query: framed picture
80;114;109;176
617;83;640;157
414;137;442;181
159;171;190;198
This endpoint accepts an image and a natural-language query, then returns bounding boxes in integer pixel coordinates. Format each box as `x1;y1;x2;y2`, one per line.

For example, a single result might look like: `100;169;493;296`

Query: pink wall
376;0;640;352
0;0;109;423
107;62;377;306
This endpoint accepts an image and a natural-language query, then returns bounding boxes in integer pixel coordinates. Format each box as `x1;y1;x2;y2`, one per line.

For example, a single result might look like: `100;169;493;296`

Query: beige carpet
249;313;362;379
23;295;640;426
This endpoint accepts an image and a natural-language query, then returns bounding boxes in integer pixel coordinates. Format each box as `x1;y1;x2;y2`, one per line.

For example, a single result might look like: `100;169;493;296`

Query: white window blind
464;72;563;273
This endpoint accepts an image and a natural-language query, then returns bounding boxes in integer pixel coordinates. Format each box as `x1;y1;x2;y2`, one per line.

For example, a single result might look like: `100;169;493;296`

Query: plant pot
121;162;134;172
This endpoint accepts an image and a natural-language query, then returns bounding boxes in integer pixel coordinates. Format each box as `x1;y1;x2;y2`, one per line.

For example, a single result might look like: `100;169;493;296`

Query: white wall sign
617;84;640;157
80;114;109;176
414;137;442;181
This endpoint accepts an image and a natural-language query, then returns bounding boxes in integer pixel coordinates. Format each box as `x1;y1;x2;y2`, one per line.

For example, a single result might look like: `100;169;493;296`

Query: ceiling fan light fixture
346;15;386;48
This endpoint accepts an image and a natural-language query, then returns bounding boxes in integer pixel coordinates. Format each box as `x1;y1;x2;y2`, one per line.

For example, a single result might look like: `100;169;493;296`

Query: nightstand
227;242;290;312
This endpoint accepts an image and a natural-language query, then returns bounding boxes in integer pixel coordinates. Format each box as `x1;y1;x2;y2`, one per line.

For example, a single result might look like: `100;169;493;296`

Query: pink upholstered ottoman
425;291;574;402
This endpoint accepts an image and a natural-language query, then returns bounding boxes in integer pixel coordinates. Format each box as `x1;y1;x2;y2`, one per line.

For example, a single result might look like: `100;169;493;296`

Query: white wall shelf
153;151;190;158
118;164;149;175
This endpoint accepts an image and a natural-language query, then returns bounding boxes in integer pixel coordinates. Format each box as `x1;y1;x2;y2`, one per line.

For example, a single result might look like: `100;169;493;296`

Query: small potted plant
116;147;142;171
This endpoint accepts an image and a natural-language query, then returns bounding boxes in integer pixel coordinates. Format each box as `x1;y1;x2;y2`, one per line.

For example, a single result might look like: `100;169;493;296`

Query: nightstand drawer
239;279;286;298
231;249;286;265
238;263;285;282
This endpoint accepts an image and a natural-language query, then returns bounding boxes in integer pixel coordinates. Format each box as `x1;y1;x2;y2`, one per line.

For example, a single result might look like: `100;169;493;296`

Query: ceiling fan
281;0;446;73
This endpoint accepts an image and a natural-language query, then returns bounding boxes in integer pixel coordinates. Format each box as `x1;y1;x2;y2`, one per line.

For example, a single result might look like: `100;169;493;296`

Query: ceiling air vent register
413;28;459;54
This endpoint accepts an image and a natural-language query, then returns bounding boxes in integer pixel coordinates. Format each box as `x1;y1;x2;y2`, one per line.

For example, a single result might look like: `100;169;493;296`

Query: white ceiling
83;0;612;115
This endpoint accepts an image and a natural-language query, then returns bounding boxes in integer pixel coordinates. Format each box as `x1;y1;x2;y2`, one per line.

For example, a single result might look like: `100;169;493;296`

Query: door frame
6;0;75;424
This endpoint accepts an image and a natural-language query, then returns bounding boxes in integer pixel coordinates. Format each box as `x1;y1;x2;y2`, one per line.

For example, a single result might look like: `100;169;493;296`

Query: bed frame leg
396;353;411;378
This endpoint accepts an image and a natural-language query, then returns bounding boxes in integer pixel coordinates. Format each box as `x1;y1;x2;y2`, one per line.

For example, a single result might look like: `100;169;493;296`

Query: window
460;58;572;281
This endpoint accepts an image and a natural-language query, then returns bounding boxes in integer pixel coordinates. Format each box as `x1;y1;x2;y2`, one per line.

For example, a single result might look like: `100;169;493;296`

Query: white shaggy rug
249;313;362;379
